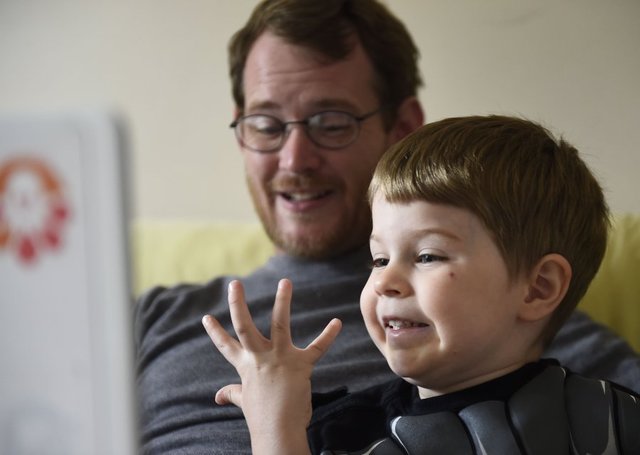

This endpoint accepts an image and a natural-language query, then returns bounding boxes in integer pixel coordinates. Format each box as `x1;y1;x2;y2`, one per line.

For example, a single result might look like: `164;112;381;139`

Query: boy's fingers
202;314;241;363
306;318;342;363
271;278;293;346
215;384;243;408
227;280;264;350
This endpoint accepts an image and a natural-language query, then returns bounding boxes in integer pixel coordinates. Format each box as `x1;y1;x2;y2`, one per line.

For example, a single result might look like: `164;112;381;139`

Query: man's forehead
242;31;379;113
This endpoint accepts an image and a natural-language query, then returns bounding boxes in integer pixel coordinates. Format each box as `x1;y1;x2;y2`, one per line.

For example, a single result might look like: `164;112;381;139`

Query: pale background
1;0;638;223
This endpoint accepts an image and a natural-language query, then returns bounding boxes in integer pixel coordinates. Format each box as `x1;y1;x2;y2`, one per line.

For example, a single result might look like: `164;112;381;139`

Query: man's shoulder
132;276;238;346
547;310;640;393
135;277;231;316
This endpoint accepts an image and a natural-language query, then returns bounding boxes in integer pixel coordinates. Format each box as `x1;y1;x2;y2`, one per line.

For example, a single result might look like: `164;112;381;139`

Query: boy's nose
374;264;410;297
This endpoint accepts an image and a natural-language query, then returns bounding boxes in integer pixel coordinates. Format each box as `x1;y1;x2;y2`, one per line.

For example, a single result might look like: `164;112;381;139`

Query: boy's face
361;195;532;397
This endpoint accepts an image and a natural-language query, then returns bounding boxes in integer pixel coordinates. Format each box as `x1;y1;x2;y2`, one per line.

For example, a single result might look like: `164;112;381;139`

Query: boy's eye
416;253;444;264
371;257;389;268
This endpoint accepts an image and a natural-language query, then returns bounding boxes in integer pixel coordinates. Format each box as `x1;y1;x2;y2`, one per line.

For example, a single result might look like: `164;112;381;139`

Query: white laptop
0;112;138;455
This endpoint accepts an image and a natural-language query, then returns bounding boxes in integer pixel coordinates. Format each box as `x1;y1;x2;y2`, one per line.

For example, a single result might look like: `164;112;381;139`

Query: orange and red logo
0;156;70;264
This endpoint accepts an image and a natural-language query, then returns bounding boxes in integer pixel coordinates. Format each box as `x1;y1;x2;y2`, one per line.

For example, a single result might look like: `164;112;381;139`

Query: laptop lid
0;111;138;455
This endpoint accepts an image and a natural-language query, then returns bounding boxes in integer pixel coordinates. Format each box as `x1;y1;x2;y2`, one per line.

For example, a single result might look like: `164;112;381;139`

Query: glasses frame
229;109;380;153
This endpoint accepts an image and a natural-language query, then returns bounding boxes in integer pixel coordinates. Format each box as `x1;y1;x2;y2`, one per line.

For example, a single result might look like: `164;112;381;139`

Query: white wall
1;0;638;222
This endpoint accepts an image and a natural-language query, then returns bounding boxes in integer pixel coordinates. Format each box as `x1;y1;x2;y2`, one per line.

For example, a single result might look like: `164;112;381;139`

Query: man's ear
518;254;572;322
232;107;243;149
389;96;424;143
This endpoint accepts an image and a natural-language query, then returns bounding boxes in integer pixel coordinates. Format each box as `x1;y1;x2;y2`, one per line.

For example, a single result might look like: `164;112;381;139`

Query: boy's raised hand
202;278;342;455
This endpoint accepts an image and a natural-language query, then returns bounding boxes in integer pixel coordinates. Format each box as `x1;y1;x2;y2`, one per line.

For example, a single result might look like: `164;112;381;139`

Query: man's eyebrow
246;99;359;114
310;99;359;111
244;100;279;112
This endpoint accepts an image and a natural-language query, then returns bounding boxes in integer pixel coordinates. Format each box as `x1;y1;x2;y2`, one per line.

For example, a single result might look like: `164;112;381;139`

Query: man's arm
546;310;640;393
202;279;342;455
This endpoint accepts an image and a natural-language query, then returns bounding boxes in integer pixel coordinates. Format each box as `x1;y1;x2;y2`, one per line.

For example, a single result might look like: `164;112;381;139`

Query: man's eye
245;117;283;137
253;124;282;136
312;113;354;137
371;257;389;268
416;254;444;264
317;122;351;134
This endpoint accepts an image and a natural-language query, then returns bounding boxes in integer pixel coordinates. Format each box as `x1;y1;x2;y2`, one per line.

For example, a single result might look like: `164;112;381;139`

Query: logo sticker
0;156;71;264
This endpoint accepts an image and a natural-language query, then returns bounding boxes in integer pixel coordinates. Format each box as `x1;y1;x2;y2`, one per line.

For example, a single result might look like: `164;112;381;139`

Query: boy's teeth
388;320;422;329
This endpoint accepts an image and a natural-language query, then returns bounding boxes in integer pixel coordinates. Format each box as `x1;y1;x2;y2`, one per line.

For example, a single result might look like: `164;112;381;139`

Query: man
134;1;640;453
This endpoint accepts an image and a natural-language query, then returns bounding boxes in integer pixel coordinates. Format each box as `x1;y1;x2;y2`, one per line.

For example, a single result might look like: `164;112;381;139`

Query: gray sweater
134;246;640;454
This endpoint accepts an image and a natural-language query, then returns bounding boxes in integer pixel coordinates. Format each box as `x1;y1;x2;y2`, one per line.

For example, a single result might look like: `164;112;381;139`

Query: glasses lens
307;112;358;148
237;115;284;152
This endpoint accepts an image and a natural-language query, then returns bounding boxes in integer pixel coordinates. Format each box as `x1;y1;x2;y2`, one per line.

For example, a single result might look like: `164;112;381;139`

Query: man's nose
278;126;323;173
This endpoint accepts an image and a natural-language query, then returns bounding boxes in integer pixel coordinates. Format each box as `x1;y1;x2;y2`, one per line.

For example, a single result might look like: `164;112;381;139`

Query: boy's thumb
215;384;243;408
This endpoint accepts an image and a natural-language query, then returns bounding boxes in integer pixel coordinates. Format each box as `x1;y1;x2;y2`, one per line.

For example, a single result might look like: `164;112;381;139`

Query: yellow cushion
132;220;273;292
580;214;640;352
132;214;640;352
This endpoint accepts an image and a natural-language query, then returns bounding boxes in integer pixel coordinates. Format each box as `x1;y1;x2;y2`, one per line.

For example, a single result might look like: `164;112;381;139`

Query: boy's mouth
385;319;429;330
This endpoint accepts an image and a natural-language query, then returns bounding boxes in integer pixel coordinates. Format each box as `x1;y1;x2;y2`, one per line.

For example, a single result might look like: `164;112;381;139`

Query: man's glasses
230;109;380;153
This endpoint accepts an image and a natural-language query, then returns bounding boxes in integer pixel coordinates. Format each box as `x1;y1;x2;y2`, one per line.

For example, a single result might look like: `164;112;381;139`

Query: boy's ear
518;254;572;322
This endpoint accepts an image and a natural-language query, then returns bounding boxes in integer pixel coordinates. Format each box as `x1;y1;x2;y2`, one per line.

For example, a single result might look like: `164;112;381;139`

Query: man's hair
369;115;610;345
228;0;422;128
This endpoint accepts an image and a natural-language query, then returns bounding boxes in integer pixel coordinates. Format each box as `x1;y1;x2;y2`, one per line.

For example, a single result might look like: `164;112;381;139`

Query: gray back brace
333;366;640;455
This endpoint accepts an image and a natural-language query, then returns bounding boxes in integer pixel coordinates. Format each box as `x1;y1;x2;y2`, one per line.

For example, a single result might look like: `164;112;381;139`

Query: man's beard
247;174;371;259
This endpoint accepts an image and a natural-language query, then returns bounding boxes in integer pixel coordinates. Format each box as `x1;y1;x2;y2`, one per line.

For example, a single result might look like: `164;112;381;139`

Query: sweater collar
262;245;372;283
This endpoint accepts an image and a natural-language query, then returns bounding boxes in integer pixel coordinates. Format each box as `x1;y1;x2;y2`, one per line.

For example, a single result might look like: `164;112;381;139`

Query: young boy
202;115;640;454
